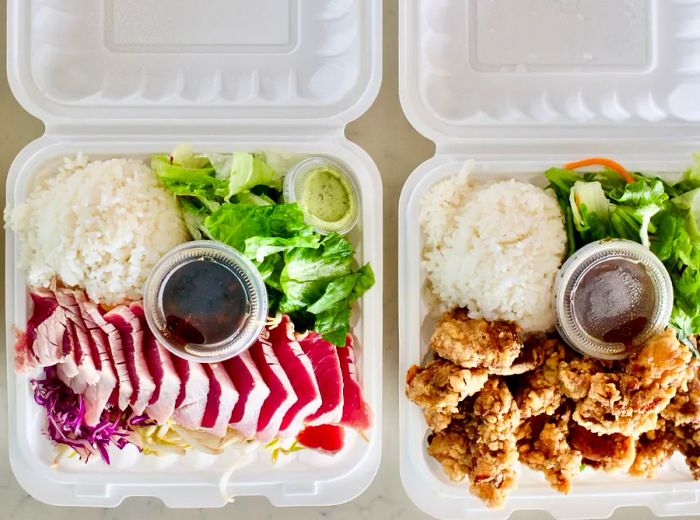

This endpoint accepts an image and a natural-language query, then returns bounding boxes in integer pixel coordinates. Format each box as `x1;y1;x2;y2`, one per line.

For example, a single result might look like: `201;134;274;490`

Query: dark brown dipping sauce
160;258;250;346
571;257;656;346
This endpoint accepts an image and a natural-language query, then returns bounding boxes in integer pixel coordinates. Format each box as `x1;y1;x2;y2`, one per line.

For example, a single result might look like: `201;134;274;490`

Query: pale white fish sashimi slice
337;336;372;431
54;290;100;393
172;357;210;429
84;302;132;410
129;302;181;424
201;363;238;438
268;316;321;438
298;332;344;426
224;350;270;438
250;335;297;443
76;294;118;426
104;306;155;415
17;289;68;370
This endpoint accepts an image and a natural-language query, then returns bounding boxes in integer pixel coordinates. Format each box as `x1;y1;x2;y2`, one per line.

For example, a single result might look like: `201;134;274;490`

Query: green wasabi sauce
301;166;356;232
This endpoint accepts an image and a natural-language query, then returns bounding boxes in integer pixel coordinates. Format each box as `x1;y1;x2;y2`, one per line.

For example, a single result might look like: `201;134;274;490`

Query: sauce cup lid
555;239;673;360
143;240;268;363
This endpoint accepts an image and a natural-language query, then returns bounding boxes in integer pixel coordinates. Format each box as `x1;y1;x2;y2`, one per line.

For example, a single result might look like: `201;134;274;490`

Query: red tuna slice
76;295;118;426
296;424;345;454
54;290;100;393
129;303;181;424
172;357;210;429
56;319;80;387
104;306;155;414
224;350;270;438
298;332;344;426
249;335;297;442
16;289;68;370
201;363;238;437
81;301;132;410
268;316;321;438
336;336;371;431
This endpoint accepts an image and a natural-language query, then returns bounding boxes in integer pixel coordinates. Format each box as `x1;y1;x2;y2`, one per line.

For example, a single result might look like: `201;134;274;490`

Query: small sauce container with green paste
284;157;359;235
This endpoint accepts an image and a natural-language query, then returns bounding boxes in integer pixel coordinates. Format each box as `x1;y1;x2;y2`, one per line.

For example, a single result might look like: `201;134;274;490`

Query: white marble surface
0;2;698;519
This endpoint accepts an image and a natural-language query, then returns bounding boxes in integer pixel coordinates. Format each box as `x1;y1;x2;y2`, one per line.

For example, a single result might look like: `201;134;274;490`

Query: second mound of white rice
421;170;566;332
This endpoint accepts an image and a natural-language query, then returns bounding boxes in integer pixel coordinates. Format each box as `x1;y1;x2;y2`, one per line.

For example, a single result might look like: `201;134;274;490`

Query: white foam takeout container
398;1;700;519
5;0;383;508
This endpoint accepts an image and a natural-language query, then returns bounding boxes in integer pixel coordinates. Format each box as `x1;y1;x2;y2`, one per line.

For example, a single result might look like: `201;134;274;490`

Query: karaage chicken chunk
568;423;636;472
406;359;488;432
629;418;678;478
513;339;566;419
662;361;699;427
675;423;700;479
430;308;523;371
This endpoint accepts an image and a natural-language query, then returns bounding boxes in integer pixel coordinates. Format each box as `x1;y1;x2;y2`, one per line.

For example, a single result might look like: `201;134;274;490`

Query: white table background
1;1;697;519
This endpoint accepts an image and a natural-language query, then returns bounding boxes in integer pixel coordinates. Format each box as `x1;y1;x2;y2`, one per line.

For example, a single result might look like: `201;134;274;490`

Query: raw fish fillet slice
250;335;297;443
201;363;239;437
224;351;270;438
337;336;371;431
172;358;210;429
76;294;118;426
55;290;99;393
130;302;181;424
299;332;344;425
104;306;155;415
16;289;68;370
268;316;321;438
56;320;80;385
82;301;133;410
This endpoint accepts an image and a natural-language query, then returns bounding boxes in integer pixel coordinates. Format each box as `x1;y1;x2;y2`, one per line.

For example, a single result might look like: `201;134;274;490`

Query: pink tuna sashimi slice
268;316;321;438
201;363;238;437
172;357;210;429
54;290;99;393
16;289;68;370
130;303;181;424
76;295;118;426
336;336;371;431
56;319;80;386
104;306;155;414
298;332;344;425
249;336;297;442
82;301;132;410
224;351;270;438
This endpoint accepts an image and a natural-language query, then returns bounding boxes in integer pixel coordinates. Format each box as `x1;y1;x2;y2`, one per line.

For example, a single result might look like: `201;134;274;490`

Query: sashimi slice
54;290;99;393
224;351;270;438
268;316;321;438
82;301;132;410
17;289;68;370
201;363;238;437
56;319;80;386
172;358;210;429
299;332;344;425
130;303;181;424
104;306;155;414
76;295;118;426
249;336;297;442
336;336;371;431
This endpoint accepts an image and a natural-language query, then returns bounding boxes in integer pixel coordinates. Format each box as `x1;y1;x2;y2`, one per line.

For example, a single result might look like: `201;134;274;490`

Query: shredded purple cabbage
31;367;151;464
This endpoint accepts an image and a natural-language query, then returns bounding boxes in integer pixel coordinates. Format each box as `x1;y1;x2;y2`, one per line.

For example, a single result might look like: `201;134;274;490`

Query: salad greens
546;154;700;352
154;147;373;346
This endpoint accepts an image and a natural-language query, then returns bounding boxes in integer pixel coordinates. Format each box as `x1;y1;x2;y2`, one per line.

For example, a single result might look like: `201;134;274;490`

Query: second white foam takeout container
398;1;700;519
5;0;382;508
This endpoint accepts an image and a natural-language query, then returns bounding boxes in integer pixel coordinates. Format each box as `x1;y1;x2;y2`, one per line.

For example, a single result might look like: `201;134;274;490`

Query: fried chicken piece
513;339;566;419
568;423;636;472
516;407;582;493
406;359;488;432
427;378;520;509
629;418;678;478
675;422;700;479
662;360;699;427
570;329;692;436
558;357;608;400
490;335;547;376
430;308;523;371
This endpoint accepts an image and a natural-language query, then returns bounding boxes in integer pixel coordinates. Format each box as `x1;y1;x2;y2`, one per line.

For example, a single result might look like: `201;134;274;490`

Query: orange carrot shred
564;157;635;184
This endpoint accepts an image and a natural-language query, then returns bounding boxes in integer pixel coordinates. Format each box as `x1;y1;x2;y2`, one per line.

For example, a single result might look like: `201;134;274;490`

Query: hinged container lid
400;0;700;142
7;0;381;126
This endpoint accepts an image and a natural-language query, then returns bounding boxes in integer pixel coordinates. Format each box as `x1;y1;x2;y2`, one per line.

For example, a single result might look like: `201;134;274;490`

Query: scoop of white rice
421;169;566;332
6;154;188;305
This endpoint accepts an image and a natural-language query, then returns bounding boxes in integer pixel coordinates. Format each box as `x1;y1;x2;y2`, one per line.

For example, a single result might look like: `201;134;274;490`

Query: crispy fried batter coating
630;418;678;478
430;308;523;371
406;359;488;432
513;338;566;419
516;407;582;493
491;335;547;376
675;422;700;479
568;423;636;472
662;361;700;427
